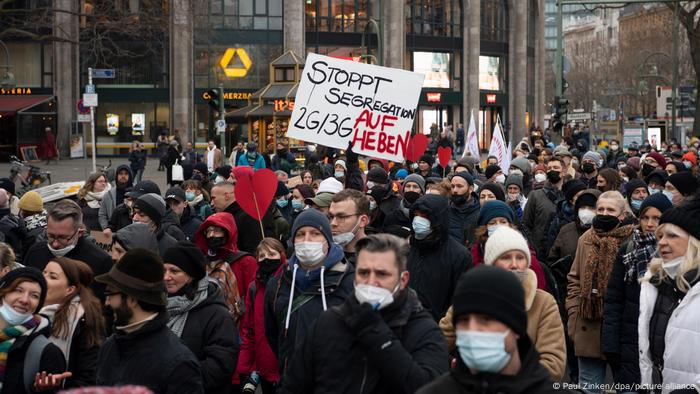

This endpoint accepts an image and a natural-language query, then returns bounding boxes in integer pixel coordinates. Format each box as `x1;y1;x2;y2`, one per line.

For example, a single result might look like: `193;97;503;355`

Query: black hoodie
408;195;472;321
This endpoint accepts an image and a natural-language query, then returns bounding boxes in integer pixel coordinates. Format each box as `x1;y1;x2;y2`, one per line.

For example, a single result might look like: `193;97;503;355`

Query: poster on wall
106;114;119;136
412;52;450;89
623;126;644;148
131;113;145;135
70;135;84;158
648;127;662;150
287;53;424;162
479;56;500;91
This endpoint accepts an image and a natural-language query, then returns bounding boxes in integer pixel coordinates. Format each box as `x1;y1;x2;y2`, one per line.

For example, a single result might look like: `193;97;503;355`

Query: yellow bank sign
219;48;252;78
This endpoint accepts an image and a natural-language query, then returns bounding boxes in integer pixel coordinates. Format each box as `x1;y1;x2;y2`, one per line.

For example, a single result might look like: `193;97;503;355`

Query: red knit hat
683;151;697;166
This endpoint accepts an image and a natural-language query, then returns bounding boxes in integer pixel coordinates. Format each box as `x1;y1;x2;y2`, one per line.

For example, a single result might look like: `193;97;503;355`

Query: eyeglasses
328;213;359;223
46;228;79;244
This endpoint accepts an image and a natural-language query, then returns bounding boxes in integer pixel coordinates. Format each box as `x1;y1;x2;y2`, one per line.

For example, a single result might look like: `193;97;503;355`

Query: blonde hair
598;190;626;214
645;223;700;293
0;243;16;271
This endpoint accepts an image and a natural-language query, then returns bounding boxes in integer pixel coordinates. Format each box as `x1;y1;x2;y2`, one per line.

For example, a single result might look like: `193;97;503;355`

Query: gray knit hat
505;174;523;191
134;193;166;224
403;174;426;194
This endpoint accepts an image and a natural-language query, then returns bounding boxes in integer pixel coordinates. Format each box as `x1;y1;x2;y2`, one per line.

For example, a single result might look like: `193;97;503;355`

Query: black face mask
581;162;596;174
258;258;282;277
592;214;620;232
206;236;227;250
192;173;204;182
641;163;655;177
546;170;561;184
403;191;421;205
451;194;467;206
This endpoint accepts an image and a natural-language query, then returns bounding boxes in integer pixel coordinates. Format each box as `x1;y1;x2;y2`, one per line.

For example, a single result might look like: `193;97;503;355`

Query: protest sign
288;53;424;162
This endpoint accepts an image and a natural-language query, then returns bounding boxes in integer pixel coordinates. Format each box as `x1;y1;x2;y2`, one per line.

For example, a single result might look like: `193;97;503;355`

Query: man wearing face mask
23;199;111;299
567;191;634;391
283;234;449;393
606;139;626;168
641;152;666;180
523;158;565;259
131;193;181;256
485;164;506;185
165;186;202;241
264;209;355;378
448;172;480;246
580;151;602;188
272;182;292;247
419;265;573;394
384;174;425;230
329;189;369;266
409;194;471;321
365;167;400;231
543;179;586;257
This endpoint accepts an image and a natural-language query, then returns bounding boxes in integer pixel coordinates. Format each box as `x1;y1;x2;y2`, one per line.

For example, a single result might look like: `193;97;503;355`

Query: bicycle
95;159;115;183
9;155;52;196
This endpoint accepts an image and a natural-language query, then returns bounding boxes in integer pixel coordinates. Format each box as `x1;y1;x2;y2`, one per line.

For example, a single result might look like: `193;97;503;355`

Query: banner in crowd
288;53;425;162
465;109;480;159
488;115;510;172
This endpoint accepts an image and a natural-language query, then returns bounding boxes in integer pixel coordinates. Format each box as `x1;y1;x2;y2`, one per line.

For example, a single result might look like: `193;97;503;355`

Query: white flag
503;138;512;173
464;109;480;160
488;115;508;172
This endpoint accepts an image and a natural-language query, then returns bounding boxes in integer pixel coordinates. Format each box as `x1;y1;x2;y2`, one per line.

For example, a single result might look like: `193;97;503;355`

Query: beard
113;301;134;327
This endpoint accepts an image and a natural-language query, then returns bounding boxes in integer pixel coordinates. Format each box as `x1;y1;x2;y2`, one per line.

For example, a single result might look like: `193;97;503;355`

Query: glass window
413;52;450;88
306;0;373;32
481;0;507;42
240;0;253;15
6;42;42;87
405;0;461;37
479;56;501;91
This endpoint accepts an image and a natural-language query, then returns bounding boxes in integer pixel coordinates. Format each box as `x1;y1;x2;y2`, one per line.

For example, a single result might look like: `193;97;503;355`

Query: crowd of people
0;134;698;393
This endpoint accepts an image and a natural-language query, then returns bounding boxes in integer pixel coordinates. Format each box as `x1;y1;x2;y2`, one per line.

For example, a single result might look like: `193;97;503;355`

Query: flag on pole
503;138;512;173
488;115;508;172
464;109;480;160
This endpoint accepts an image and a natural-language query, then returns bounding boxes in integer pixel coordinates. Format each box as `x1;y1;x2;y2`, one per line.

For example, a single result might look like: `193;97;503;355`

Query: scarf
40;296;84;362
0;315;41;390
622;228;657;283
580;224;634;319
24;211;48;232
166;278;209;338
86;184;112;208
189;193;204;206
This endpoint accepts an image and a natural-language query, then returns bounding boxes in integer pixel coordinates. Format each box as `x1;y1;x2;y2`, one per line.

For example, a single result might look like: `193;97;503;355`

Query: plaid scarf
580;224;634;320
0;315;40;390
623;229;657;284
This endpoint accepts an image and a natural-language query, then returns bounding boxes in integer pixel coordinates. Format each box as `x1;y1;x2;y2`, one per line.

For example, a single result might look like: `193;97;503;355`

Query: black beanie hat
639;192;672;216
452;171;474;186
291;209;333;247
134;193;166;224
574;189;601;213
668;161;687;174
125;180;161;199
659;195;700;240
367;167;389;184
275;181;290;198
452;265;527;338
193;162;209;176
625;178;648;201
479;182;505;202
0;178;15;196
645;168;669;186
95;248;167;306
0;267;47;312
669;172;699;197
484;164;502;180
418;154;434;167
562;179;587;202
215;165;232;178
163;242;207;282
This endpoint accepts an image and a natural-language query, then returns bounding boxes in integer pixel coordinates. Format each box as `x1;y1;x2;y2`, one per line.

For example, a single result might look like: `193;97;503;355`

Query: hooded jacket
223;200;275;255
282;289;449;394
448;192;480;246
96;312;204;394
194;213;258;308
161;210;187;242
409;195;472;321
264;243;354;377
113;222;159;252
178;204;203;241
0;208;24;259
98;165;133;229
417;337;574;394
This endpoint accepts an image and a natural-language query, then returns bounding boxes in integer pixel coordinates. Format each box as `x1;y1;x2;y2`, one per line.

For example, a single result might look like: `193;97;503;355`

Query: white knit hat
484;226;531;267
317;177;344;194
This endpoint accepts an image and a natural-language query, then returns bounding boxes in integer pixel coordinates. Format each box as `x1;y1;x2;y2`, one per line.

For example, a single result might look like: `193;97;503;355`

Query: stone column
170;0;194;144
382;0;404;69
284;0;305;57
509;0;528;143
463;0;480;129
52;0;79;158
536;0;546;128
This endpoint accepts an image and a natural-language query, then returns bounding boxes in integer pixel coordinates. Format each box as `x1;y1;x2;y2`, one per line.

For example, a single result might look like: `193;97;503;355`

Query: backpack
208;251;252;324
23;334;51;392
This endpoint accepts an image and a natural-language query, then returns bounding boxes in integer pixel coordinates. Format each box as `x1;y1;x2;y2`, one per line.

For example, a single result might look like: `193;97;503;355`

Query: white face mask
578;209;595;226
662;256;683;279
354;281;400;310
509;169;523;177
495;174;506;184
295;241;326;268
333;218;361;247
48;243;76;257
534;173;547;183
0;302;33;326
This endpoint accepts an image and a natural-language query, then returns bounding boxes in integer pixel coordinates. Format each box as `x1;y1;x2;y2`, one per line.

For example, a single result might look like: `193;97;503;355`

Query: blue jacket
237;151;267;171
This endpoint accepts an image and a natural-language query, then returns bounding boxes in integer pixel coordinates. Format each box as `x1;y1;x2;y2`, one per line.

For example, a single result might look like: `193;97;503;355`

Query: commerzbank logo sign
219;48;252;78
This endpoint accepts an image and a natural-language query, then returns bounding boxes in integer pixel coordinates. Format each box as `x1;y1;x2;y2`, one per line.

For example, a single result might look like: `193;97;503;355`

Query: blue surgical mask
649;188;660;195
292;199;303;211
487;224;504;237
662;190;674;203
0;303;33;326
412;216;432;240
334;171;345;179
369;201;377;211
185;191;196;202
630;199;643;211
276;198;289;208
456;329;512;373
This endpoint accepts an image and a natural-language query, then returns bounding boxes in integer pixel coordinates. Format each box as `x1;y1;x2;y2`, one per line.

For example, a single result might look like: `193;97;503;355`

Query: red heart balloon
437;146;452;168
405;133;429;163
233;168;277;221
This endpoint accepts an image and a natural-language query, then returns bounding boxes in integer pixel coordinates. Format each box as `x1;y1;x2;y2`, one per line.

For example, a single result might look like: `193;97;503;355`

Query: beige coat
439;269;566;380
204;147;222;171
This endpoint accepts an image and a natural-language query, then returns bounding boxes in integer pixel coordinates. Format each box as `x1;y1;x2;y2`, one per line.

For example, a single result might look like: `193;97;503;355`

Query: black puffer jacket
447;192;480;246
96;312;204;393
161;210;187;242
417;337;577;394
179;205;203;241
409;195;472;321
176;283;238;394
283;289;449;394
63;316;101;388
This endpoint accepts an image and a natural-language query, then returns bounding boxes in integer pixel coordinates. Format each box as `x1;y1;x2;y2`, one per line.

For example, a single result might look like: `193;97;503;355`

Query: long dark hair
49;257;105;348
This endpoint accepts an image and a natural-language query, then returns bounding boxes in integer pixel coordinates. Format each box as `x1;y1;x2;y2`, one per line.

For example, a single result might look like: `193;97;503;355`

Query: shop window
481;0;508;42
405;0;461;37
412;51;451;89
479;55;501;91
274;67;295;82
203;0;283;30
306;0;373;33
5;42;42;87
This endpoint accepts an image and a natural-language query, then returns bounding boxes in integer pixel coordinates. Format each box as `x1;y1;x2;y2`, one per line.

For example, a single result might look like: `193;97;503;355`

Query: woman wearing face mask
439;226;566;380
162;243;237;394
641;152;666;179
624;178;649;216
182;179;212;221
289;184;314;228
40;257;105;389
272;182;292;245
602;193;671;392
532;164;548;191
596;168;622;193
77;173;111;231
638;199;700;393
478;182;506;206
263;209;354;377
664;172;699;206
0;267;68;393
682;151;697;174
237;238;285;394
504;175;527;220
470;200;547;290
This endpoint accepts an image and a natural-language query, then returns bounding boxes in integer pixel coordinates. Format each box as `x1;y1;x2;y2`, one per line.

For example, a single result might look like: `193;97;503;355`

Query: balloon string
252;191;265;239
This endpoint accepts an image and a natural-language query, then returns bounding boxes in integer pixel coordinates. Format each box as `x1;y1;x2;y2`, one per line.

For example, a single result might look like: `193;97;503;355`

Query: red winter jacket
236;260;285;383
471;242;548;291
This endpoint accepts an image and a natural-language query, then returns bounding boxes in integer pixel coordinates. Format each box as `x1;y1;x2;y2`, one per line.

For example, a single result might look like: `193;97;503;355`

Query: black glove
343;301;382;332
346;141;359;163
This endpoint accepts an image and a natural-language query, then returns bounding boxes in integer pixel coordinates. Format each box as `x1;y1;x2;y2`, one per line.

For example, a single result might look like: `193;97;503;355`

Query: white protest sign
288;53;424;162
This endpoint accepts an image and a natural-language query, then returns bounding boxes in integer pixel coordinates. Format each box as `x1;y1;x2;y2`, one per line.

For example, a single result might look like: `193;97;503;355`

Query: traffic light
551;96;569;134
206;88;225;116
